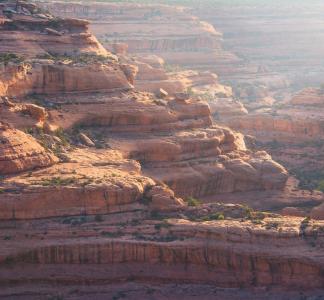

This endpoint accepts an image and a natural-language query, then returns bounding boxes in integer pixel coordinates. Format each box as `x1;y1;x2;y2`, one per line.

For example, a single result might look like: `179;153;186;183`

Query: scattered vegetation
319;83;324;95
94;214;104;222
185;196;201;207
317;180;324;193
154;220;172;230
291;169;324;191
0;52;24;65
187;87;215;102
62;216;88;226
101;231;123;238
300;216;311;232
112;291;127;300
265;221;280;230
164;63;185;73
54;128;70;147
139;194;152;205
3;235;12;241
133;232;181;242
34;176;78;187
200;212;225;222
36;53;117;65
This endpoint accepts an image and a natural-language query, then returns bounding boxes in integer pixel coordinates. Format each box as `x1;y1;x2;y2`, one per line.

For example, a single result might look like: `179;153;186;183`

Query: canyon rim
0;0;324;299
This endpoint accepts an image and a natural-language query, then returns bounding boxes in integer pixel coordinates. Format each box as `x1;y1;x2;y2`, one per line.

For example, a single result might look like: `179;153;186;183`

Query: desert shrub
154;220;171;230
164;63;184;73
0;53;24;65
44;52;116;65
265;222;279;230
38;176;78;187
185;197;201;207
94;214;104;222
320;83;324;94
317;180;324;192
54;128;70;147
139;195;152;205
209;213;225;220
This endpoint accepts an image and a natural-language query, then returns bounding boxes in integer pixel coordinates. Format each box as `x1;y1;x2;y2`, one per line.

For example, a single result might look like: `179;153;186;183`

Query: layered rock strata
0;122;57;175
39;1;239;69
0;208;324;294
1;2;322;298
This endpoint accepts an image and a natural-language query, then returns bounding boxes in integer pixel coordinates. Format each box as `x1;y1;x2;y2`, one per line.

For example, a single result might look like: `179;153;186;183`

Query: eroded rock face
0;148;155;219
0;1;106;57
0;212;324;295
40;1;238;69
0;123;58;175
1;62;132;97
41;91;288;199
221;87;324;200
0;2;318;298
290;88;324;106
0;1;135;97
195;1;324;102
311;203;324;220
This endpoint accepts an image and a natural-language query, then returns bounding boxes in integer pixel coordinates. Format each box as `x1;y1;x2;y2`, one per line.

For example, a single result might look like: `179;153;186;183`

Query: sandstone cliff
0;1;322;299
39;1;239;70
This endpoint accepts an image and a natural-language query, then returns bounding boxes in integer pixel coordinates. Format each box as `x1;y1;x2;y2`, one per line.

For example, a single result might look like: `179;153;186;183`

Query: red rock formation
194;1;324;101
0;122;58;175
40;1;238;69
1;61;132;97
0;212;323;294
290;87;324;106
0;1;106;57
0;2;320;298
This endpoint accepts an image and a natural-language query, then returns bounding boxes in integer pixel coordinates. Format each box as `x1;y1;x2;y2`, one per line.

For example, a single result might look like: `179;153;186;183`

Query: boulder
0;123;58;175
45;27;62;36
311;203;324;220
157;88;169;99
79;133;95;147
147;185;185;212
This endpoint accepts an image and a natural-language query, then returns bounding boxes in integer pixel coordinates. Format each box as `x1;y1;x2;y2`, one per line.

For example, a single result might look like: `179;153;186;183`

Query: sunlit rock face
1;2;323;299
39;1;239;69
0;122;58;175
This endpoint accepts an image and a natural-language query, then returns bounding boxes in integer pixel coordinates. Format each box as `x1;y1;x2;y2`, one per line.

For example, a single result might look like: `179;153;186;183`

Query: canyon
42;0;324;103
0;0;324;299
42;0;324;198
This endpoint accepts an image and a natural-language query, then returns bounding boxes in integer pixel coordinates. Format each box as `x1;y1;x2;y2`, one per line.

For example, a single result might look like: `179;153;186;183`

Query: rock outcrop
223;87;324;197
0;60;132;97
0;1;106;57
0;208;324;298
0;122;57;175
0;1;322;299
40;1;239;70
194;1;324;102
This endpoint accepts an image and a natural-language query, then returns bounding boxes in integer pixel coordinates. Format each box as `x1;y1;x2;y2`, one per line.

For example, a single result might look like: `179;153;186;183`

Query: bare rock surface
0;2;322;299
0;122;57;175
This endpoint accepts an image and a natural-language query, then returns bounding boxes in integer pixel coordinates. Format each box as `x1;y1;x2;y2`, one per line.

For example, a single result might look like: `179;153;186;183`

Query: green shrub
185;197;201;207
317;180;324;192
200;212;225;222
0;53;24;65
94;214;104;222
38;176;78;187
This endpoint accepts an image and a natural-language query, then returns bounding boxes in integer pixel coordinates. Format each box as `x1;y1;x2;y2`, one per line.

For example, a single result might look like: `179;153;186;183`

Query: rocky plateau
0;1;324;299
